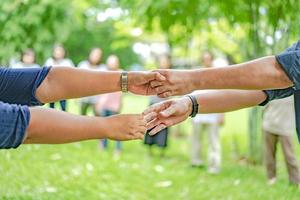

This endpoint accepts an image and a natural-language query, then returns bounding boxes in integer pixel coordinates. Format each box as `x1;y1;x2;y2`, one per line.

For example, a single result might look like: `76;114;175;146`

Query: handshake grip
118;70;199;136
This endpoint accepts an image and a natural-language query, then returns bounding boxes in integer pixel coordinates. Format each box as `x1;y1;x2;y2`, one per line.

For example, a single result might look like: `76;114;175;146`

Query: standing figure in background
12;49;40;69
78;48;106;115
262;96;300;187
144;55;171;157
45;44;74;111
191;51;224;174
95;55;122;154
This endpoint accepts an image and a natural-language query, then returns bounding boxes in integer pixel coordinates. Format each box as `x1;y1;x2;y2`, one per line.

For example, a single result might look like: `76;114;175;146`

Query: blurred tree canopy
0;0;72;64
0;0;299;66
0;0;138;67
120;0;300;61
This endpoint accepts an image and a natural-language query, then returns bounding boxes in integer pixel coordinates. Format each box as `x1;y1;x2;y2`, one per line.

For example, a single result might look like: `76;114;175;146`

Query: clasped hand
134;70;194;136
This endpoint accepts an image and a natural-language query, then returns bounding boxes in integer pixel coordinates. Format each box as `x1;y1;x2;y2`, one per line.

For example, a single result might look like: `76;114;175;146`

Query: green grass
0;94;300;200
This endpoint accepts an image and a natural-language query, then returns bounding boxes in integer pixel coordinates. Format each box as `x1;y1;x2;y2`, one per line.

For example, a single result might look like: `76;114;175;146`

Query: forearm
36;67;121;103
24;107;109;144
194;90;266;113
190;56;292;90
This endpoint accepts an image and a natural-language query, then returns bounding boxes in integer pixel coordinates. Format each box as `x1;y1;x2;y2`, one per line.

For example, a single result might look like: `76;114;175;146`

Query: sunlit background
0;0;300;199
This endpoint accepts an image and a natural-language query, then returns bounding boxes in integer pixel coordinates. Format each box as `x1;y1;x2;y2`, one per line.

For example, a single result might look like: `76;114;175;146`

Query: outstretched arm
36;67;166;103
143;90;266;135
25;107;156;144
151;56;293;98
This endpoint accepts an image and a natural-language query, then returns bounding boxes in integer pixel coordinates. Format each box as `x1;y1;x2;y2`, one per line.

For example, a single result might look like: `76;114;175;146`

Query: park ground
0;95;300;200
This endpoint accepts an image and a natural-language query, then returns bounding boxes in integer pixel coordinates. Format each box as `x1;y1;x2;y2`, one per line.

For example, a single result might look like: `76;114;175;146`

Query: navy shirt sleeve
259;87;294;106
275;39;300;90
0;67;51;106
0;101;30;149
260;40;300;143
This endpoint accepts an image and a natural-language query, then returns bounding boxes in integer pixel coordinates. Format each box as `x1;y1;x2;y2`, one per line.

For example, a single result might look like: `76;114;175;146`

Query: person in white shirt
191;51;224;174
44;44;74;111
263;96;300;186
77;48;107;115
12;49;40;69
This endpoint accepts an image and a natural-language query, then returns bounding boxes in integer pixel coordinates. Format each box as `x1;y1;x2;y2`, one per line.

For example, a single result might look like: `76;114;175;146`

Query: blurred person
0;66;165;149
12;49;40;68
191;51;224;174
45;44;74;111
96;55;123;154
78;48;106;115
144;55;171;157
263;96;300;186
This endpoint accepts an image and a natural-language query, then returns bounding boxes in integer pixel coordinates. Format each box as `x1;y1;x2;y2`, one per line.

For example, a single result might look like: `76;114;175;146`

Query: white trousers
191;122;221;171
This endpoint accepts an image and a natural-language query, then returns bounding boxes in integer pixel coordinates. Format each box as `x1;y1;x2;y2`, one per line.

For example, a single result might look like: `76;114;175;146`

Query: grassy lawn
0;94;300;200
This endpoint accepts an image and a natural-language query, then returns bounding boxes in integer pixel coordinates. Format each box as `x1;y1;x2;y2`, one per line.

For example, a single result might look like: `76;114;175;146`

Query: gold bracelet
120;71;128;93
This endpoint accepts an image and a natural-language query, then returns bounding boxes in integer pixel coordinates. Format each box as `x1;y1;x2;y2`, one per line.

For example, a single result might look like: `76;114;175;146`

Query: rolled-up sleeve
0;101;30;149
259;40;300;106
275;39;300;90
0;67;51;106
259;87;295;106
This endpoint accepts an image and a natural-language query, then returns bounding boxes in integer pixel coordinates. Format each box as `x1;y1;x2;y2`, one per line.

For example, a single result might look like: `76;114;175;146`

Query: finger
155;86;169;94
154;72;166;81
148;124;167;136
146;119;161;130
158;91;172;98
143;102;168;115
150;81;163;88
160;105;177;117
145;71;166;82
143;112;157;123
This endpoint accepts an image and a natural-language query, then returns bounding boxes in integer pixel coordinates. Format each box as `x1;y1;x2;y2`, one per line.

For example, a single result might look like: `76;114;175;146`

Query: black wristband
186;95;198;118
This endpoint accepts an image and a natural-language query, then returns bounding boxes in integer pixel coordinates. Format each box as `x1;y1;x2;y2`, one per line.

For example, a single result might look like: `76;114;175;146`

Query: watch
120;71;128;93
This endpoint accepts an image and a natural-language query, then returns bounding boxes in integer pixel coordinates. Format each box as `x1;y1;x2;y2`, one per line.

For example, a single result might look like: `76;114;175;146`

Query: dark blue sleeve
275;39;300;90
0;101;30;149
293;91;300;143
259;87;294;106
0;67;51;106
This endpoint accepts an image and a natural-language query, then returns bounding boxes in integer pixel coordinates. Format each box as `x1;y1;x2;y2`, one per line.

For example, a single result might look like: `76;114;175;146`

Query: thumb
145;71;166;81
154;72;166;81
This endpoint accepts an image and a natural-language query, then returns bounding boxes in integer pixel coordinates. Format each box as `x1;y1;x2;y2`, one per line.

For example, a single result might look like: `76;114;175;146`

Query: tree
0;0;73;64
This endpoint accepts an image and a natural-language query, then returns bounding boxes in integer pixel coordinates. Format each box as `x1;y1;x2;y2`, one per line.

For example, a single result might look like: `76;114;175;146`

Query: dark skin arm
150;56;292;98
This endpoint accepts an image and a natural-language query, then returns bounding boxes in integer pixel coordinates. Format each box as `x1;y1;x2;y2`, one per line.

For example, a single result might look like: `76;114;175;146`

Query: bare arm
24;107;156;144
144;90;266;134
195;90;266;113
36;67;166;103
151;56;293;97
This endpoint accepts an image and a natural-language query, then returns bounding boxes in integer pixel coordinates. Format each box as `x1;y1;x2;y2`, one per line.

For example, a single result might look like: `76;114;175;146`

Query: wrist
127;71;135;92
182;96;193;116
120;71;128;92
185;95;199;117
188;70;201;91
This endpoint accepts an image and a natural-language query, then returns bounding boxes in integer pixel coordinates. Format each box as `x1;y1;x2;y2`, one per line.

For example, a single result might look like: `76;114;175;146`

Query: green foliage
120;0;300;61
0;0;138;67
0;0;73;64
64;18;139;68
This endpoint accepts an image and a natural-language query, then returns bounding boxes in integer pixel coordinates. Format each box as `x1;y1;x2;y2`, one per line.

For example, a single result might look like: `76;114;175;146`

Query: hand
128;71;166;95
104;113;156;140
149;70;195;98
143;97;192;135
